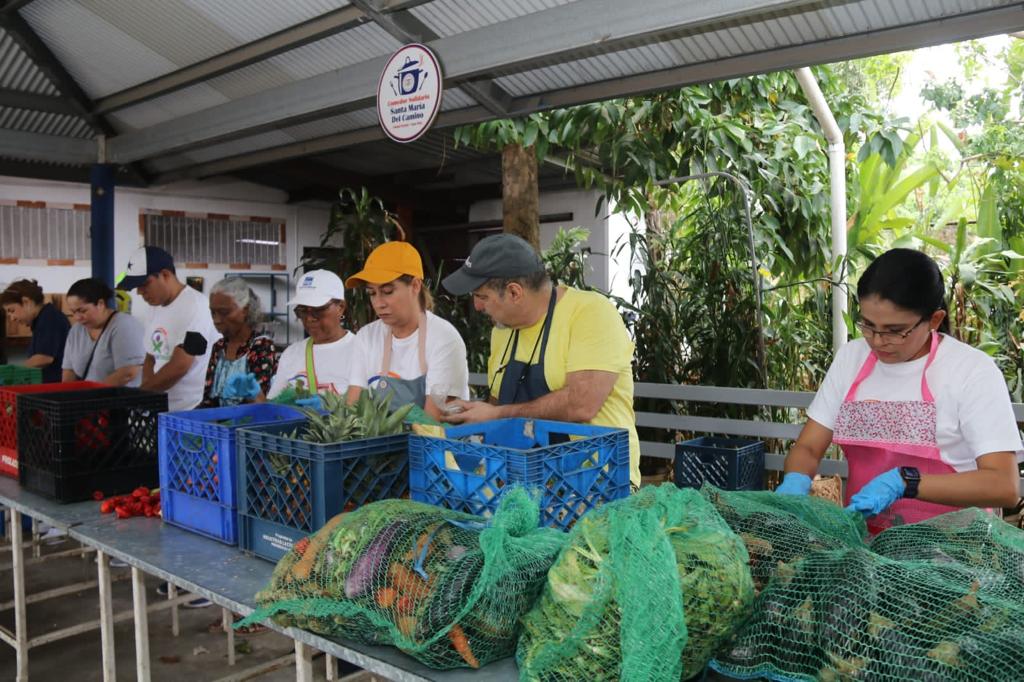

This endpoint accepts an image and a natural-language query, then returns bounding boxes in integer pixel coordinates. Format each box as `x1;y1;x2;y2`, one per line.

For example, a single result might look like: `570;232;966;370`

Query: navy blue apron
496;288;557;405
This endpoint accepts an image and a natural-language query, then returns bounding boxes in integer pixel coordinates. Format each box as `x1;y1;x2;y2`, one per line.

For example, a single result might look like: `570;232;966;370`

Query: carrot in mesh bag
710;508;1024;682
516;485;756;682
236;488;566;669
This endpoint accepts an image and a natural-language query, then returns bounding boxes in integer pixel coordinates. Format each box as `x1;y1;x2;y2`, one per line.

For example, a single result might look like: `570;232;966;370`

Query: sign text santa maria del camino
377;44;443;143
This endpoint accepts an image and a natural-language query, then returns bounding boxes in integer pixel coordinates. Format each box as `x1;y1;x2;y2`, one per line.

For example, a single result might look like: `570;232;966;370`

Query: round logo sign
377;43;443;143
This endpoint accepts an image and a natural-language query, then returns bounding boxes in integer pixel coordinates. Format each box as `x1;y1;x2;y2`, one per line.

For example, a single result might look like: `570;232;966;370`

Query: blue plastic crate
409;418;630;531
674;437;765;491
158;404;304;544
237;422;408;562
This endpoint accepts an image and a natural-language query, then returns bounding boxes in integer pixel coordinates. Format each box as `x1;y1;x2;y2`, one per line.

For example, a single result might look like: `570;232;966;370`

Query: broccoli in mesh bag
237;489;566;669
711;508;1024;682
516;485;755;681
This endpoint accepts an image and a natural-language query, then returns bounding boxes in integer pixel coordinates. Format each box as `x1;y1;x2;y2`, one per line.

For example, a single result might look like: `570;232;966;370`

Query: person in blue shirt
1;279;70;383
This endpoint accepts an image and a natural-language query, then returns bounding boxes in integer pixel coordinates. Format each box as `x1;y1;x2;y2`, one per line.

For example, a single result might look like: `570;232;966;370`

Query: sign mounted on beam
377;43;443;143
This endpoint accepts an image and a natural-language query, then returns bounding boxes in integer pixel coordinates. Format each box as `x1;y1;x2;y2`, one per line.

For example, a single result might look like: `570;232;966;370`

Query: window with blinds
141;210;285;266
0;202;90;259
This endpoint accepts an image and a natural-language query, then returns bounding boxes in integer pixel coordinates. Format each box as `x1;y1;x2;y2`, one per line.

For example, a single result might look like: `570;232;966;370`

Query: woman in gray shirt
62;278;145;386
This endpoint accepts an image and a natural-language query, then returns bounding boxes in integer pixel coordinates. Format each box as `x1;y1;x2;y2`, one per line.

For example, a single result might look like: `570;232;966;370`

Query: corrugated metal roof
411;0;573;38
0;108;93;138
108;22;401;129
494;0;1006;95
0;29;59;95
20;0;354;98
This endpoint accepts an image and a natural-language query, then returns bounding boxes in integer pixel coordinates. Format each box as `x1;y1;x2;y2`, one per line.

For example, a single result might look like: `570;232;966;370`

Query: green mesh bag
711;508;1024;682
516;485;755;681
700;485;868;592
238;489;566;669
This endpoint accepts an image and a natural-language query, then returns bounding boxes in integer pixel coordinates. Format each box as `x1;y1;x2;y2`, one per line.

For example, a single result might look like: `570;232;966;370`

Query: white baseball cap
289;270;345;307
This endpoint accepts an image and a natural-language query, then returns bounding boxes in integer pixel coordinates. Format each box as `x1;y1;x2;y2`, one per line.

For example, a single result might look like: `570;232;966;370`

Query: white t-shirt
807;335;1024;471
348;312;470;399
145;286;219;412
267;333;357;399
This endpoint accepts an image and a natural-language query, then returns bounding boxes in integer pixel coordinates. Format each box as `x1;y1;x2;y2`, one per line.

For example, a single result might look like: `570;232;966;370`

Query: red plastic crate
0;381;105;478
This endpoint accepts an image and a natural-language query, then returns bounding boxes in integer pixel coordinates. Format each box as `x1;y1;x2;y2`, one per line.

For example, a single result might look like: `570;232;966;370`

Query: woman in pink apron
777;249;1022;533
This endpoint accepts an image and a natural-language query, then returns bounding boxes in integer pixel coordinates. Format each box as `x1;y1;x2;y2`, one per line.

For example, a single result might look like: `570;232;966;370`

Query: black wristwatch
899;466;921;499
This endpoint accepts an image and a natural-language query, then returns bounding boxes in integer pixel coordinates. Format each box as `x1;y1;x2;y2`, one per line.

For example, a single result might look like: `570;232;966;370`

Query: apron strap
920;331;940;403
844;330;941;403
536;287;558;364
304;338;318;392
381;312;428;377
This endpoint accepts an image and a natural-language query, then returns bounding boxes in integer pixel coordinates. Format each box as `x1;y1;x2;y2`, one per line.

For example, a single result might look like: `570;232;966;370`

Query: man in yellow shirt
442;233;640;489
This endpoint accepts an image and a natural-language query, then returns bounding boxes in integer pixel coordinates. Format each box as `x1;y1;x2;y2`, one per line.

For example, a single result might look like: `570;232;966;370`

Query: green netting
516;485;755;681
238;489;566;669
711;507;1024;682
700;485;868;592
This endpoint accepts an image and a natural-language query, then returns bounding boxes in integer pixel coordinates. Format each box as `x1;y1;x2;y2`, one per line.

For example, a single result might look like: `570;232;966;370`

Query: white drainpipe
795;66;848;351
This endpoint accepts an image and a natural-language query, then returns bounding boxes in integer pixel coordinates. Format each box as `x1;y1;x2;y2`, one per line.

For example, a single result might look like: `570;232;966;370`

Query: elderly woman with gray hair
200;277;277;407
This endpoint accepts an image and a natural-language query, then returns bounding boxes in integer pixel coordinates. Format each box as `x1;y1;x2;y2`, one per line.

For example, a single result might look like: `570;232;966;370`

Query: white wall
0;175;331;346
467;189;612;291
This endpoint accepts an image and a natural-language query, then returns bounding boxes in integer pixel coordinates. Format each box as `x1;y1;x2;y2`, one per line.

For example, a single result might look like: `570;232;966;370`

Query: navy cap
442;234;545;295
117;246;175;290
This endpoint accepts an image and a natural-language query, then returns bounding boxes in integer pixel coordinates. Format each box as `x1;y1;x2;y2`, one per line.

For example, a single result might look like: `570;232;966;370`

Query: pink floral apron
833;331;960;534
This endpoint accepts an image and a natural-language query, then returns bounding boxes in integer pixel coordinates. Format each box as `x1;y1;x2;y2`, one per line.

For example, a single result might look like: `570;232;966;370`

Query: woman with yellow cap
345;241;469;417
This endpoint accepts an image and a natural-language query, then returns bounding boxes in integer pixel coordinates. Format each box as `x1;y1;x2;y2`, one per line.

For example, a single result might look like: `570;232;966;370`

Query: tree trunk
502;142;540;249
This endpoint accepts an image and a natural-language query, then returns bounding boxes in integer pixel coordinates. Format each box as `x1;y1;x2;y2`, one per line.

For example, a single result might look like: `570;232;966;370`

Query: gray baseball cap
442;233;545;295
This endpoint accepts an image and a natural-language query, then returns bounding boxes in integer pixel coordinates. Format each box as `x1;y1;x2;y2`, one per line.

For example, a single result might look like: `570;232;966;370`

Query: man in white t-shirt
117;247;219;412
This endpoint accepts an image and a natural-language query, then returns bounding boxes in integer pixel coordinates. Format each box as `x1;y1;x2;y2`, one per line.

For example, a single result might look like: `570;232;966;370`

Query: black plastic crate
17;387;168;502
674;436;765;491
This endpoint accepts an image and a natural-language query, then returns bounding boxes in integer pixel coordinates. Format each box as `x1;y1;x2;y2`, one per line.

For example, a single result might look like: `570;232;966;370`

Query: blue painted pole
90;164;115;288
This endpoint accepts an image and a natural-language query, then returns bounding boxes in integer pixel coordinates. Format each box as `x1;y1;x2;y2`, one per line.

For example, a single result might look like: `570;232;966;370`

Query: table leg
326;653;338;680
223;607;235;666
168;583;179;636
294;640;313;682
11;509;28;682
97;551;116;682
30;516;39;559
131;566;151;682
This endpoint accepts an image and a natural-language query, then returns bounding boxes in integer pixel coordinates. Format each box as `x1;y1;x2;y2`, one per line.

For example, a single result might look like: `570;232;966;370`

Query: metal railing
468;373;1024;492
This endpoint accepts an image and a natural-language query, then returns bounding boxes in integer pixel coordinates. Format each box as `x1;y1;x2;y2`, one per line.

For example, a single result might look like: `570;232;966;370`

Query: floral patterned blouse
201;332;278;407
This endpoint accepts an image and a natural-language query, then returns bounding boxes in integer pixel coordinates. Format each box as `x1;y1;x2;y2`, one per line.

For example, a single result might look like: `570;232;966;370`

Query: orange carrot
448;624;479;668
292;514;345;581
375;587;397;609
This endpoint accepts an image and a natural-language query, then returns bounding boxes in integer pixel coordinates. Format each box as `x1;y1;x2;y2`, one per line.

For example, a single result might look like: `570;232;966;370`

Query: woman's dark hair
67;278;114;306
0;279;44;306
857;248;951;334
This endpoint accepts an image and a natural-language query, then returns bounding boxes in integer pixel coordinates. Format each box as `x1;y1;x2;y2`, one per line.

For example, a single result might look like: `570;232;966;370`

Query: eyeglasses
855;317;928;345
293;302;335;321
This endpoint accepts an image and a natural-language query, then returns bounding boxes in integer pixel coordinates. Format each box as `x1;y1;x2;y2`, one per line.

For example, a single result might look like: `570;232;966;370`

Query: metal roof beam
151;105;491;184
107;0;821;163
93;6;368;115
0;129;95;164
0;88;77;114
350;0;513;115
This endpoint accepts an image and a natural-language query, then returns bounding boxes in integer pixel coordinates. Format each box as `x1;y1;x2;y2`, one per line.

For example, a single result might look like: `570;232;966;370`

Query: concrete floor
0;536;374;682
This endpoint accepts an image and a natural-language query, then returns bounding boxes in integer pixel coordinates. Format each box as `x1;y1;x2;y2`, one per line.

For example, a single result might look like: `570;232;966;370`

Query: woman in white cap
266;270;356;402
345;241;469;417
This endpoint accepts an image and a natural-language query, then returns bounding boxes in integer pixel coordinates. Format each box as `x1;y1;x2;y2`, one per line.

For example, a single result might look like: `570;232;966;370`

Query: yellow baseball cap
345;241;424;288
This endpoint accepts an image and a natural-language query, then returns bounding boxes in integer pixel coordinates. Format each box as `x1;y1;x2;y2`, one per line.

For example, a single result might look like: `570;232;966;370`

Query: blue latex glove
845;467;906;517
224;373;260;400
295;394;323;410
775;472;812;496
